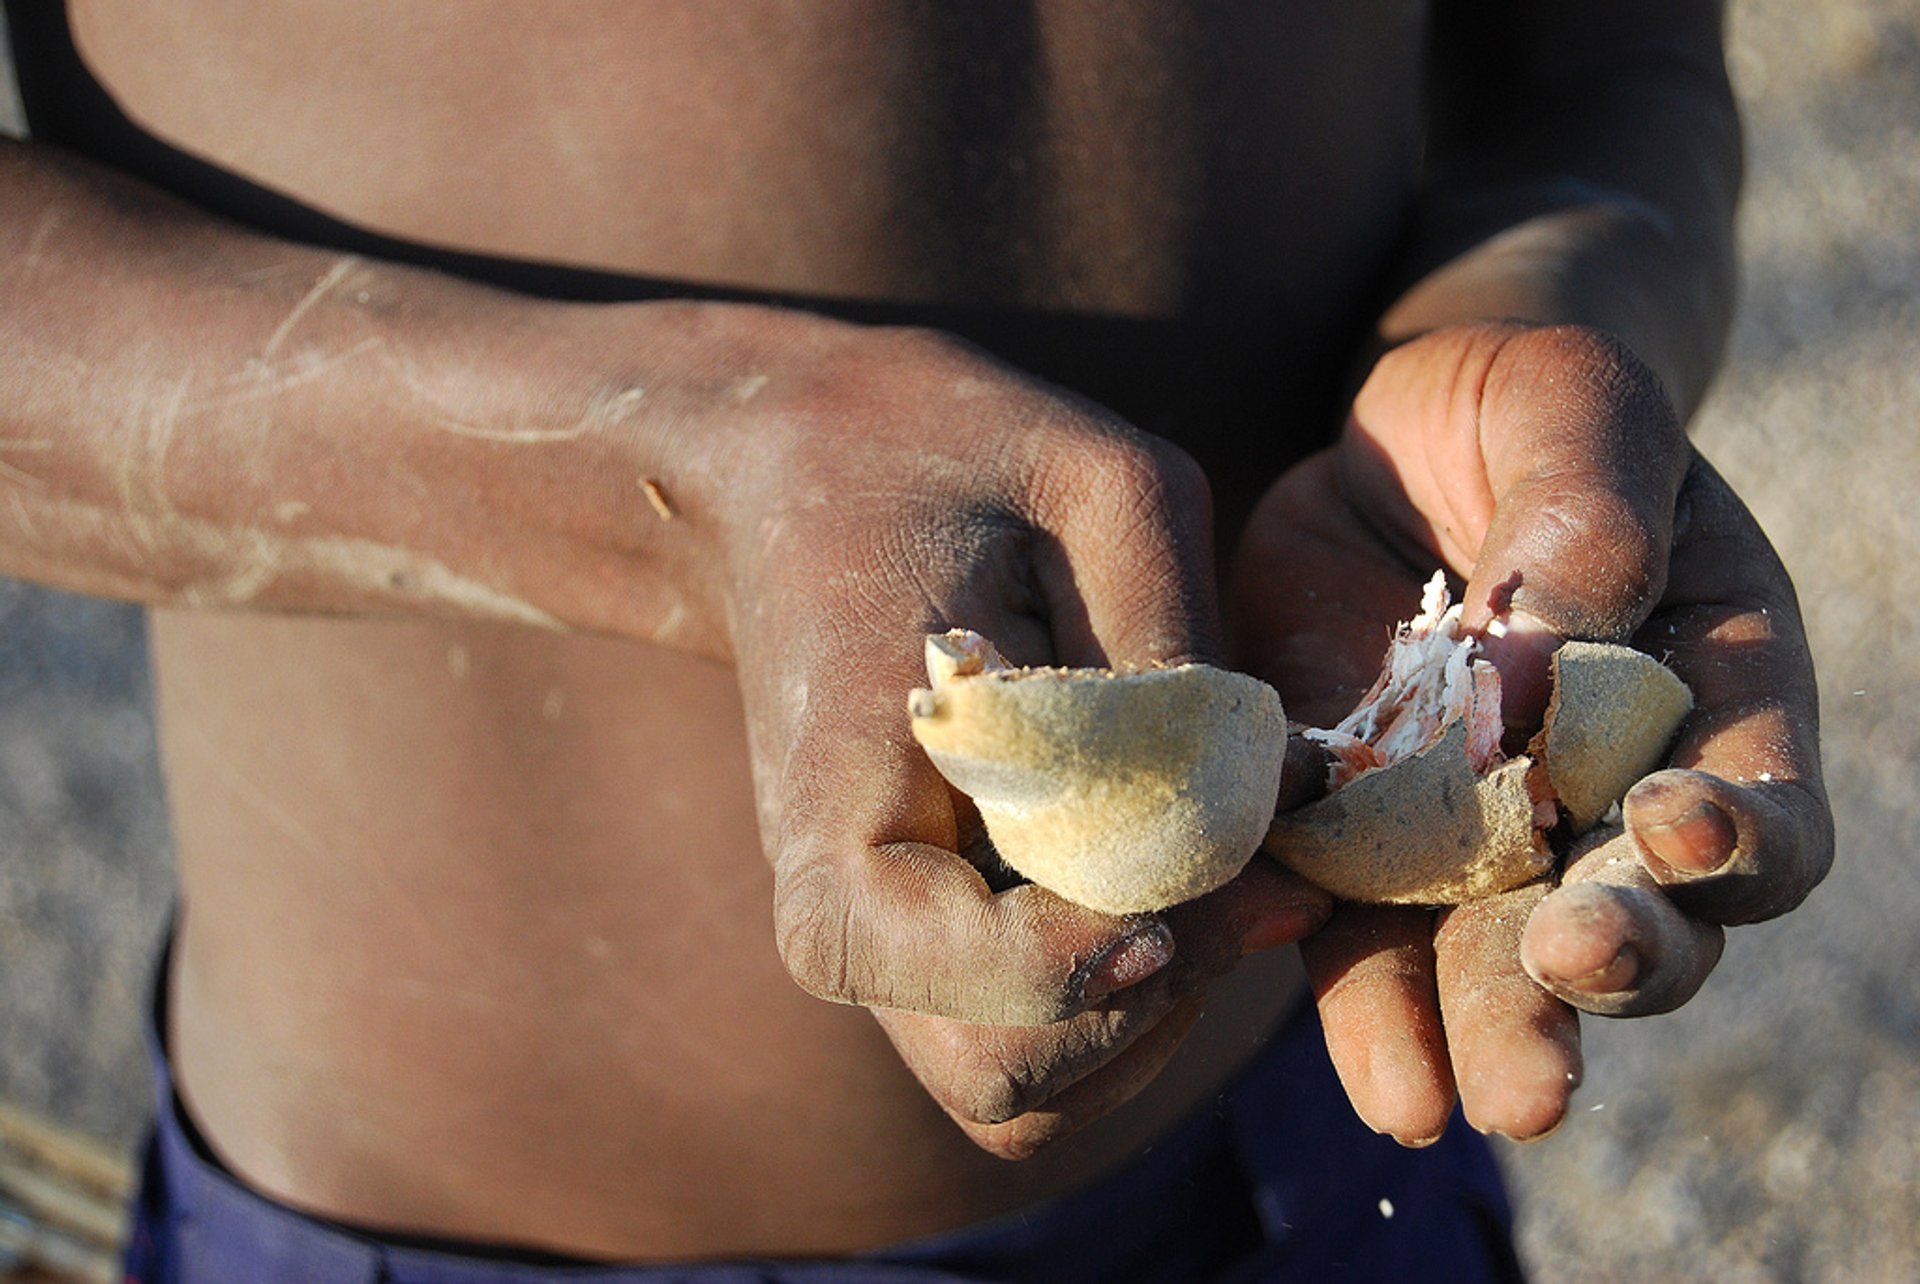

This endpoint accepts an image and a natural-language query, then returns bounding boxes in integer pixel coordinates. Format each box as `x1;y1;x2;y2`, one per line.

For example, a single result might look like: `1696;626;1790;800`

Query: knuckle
1506;483;1665;637
955;1063;1034;1126
771;856;868;1005
924;1032;1044;1125
968;1116;1066;1161
1049;433;1213;584
1086;434;1195;512
1149;437;1212;514
1521;324;1676;424
941;1014;1126;1125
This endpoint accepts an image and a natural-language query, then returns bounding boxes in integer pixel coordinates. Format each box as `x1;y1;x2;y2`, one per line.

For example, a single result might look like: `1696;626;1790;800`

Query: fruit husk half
1539;641;1696;832
1266;641;1692;906
1265;723;1551;905
909;632;1287;914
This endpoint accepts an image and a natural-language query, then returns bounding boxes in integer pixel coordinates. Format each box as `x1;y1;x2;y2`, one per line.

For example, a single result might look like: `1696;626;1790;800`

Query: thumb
1027;432;1223;669
1458;326;1692;727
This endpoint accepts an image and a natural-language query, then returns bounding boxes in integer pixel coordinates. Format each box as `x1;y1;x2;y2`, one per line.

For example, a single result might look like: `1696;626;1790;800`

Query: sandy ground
2;4;1917;1279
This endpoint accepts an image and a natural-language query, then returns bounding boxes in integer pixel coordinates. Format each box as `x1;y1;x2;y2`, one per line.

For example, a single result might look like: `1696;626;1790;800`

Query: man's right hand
2;139;1327;1156
676;319;1328;1158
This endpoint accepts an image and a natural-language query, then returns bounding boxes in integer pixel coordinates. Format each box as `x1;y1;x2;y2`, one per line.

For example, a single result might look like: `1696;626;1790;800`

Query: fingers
1627;458;1834;924
871;862;1325;1158
1276;732;1335;813
1463;325;1689;641
1228;450;1437;726
1434;883;1584;1141
1342;324;1693;728
764;422;1235;1025
873;998;1178;1133
751;605;1171;1024
1625;769;1830;924
768;627;1326;1028
1523;827;1725;1018
954;998;1209;1159
1301;903;1456;1146
1030;431;1222;667
774;845;1174;1025
1160;855;1332;984
877;996;1208;1161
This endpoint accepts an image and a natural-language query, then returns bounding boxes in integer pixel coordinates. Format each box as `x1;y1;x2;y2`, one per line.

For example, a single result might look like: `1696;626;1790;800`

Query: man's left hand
1229;322;1833;1144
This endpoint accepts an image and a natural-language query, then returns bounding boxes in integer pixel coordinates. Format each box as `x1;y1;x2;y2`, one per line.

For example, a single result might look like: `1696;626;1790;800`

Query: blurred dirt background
2;3;1917;1279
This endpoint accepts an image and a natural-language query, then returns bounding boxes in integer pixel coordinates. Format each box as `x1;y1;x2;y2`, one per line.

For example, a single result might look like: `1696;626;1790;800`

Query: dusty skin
0;2;1858;1274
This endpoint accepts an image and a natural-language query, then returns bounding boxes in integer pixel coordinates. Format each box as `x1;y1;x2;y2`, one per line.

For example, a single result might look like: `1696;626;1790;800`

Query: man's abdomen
150;611;1305;1258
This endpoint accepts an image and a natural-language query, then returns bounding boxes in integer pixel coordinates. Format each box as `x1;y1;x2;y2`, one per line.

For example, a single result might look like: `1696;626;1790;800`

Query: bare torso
67;0;1426;1259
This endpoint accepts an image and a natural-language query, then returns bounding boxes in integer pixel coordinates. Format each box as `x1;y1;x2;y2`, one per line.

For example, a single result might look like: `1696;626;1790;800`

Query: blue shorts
124;985;1522;1284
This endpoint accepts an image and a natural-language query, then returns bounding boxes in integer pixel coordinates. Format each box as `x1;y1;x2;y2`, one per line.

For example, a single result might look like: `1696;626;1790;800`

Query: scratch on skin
382;348;644;443
30;469;560;626
192;526;564;628
260;255;361;358
173;717;337;865
0;440;54;488
232;262;313;285
118;371;193;550
172;714;458;955
0;460;45;490
730;373;769;402
6;491;40;541
187;530;282;606
293;534;564;628
191;335;387;415
21;207;67;263
377;976;498;1015
654;599;689;642
16;350;92;385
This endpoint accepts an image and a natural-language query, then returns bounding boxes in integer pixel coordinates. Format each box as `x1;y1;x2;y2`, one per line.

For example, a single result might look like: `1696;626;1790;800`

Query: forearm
0;137;790;655
1374;2;1740;417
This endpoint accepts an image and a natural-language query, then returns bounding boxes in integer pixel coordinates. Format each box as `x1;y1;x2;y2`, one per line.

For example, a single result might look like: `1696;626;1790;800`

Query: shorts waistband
126;937;1519;1283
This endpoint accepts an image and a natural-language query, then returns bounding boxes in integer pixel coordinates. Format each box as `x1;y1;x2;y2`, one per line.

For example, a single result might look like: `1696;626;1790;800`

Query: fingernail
1393;1129;1444;1149
1485;606;1558;646
1556;944;1640;996
1078;921;1175;1002
1634;797;1737;878
1478;608;1561;731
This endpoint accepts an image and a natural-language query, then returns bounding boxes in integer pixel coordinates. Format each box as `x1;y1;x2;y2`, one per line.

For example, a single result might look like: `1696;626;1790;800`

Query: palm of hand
1227;324;1832;1144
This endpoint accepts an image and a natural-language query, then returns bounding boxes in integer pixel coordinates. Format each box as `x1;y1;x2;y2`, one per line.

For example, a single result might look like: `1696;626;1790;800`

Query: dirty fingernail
1634;797;1737;878
1079;921;1175;1002
1556;943;1640;996
1479;608;1561;730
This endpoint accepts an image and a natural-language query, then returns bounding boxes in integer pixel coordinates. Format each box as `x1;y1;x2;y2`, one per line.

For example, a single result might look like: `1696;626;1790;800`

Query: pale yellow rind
1265;722;1551;905
1541;641;1695;831
909;634;1287;914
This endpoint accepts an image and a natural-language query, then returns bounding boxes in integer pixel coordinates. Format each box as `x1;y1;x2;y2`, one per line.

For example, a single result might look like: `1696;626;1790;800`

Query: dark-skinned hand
1229;322;1833;1144
716;320;1330;1158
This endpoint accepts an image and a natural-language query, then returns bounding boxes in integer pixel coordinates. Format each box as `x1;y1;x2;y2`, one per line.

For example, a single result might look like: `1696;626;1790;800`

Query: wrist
1371;190;1728;419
